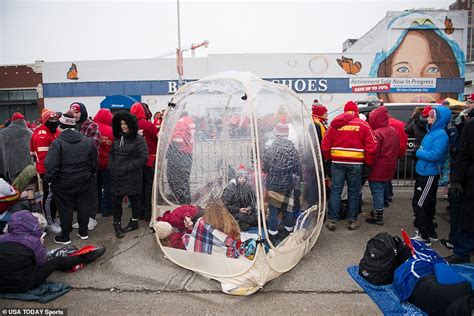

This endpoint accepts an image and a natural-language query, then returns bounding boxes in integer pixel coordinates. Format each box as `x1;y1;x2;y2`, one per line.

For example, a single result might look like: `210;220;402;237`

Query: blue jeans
384;181;393;202
268;204;294;233
328;163;362;222
369;181;385;210
97;169;112;214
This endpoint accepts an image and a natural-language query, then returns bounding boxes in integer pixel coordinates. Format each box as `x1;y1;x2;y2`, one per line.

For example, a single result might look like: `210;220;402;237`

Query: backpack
359;232;409;285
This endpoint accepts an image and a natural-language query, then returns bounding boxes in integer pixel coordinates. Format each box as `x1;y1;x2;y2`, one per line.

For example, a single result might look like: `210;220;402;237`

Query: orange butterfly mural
445;16;454;35
336;56;362;75
67;63;78;80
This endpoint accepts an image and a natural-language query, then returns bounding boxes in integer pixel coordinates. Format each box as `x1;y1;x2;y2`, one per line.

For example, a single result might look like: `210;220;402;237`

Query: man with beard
30;109;60;232
69;102;101;231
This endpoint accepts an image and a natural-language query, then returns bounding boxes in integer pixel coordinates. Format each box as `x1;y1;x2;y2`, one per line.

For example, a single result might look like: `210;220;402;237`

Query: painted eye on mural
396;66;410;73
426;66;440;74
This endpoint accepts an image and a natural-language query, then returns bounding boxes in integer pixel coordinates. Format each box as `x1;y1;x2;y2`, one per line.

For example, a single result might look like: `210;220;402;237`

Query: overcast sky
0;0;455;64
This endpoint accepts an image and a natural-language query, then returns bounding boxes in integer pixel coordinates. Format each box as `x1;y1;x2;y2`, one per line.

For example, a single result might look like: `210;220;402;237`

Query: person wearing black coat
44;111;97;244
404;107;429;158
110;112;148;238
445;118;474;264
221;166;257;231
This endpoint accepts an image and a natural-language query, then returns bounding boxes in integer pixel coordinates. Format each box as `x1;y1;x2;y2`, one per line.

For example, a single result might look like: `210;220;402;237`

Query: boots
122;218;139;232
366;209;384;226
113;222;125;238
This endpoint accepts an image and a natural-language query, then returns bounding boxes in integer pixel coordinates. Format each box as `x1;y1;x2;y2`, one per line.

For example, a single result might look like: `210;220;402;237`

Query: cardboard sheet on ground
152;72;326;295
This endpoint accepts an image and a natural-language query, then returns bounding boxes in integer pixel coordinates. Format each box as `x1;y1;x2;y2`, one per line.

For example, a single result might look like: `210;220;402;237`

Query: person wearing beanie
221;164;257;231
262;122;301;245
0;112;33;183
130;102;159;221
109;111;148;238
311;99;329;142
411;106;451;245
44;110;98;245
93;109;114;218
30;109;60;229
70;102;101;230
321;100;378;231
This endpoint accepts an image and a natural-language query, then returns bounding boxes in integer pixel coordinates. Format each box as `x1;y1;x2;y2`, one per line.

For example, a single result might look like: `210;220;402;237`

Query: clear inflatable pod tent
153;71;326;295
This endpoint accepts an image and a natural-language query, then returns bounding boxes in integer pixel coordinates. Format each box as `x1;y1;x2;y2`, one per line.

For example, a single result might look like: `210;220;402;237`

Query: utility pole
176;0;183;87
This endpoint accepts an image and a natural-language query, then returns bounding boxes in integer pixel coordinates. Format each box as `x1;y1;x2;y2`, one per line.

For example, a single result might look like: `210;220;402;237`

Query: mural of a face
389;31;441;103
376;29;461;103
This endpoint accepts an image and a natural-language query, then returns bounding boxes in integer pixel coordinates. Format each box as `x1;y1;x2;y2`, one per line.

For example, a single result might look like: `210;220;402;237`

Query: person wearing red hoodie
130;102;158;221
321;101;377;231
385;115;408;205
365;106;400;226
93;109;114;218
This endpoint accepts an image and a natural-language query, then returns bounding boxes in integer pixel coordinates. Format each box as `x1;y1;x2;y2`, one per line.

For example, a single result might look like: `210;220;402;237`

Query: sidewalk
0;187;452;315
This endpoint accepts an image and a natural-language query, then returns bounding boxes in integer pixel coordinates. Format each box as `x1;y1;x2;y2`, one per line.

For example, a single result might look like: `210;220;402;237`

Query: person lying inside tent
0;211;105;294
221;164;258;231
155;204;203;249
182;200;242;258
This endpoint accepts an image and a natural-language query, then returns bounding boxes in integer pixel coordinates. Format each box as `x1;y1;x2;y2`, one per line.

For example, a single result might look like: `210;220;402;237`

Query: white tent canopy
152;71;326;295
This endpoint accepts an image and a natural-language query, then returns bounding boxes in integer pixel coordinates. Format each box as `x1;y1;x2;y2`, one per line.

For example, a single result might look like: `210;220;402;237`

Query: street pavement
0;187;453;315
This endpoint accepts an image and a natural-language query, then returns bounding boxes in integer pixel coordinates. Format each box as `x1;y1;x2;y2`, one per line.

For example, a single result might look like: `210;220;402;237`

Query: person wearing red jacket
166;111;196;204
93;109;113;218
385;116;409;205
30;109;59;225
365;106;400;226
321;101;377;231
130;102;158;221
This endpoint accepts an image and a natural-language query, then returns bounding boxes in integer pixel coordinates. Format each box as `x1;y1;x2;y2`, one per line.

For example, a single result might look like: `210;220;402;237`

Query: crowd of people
314;97;474;265
0;96;474;295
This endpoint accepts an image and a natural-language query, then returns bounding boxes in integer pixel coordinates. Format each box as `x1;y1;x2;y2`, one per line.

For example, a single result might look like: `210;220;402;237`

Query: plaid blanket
267;190;294;212
183;218;241;258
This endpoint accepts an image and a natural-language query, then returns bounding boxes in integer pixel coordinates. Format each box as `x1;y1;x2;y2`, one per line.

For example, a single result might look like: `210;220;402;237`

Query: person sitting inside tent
155;204;202;249
182;200;242;258
0;211;105;293
221;164;257;231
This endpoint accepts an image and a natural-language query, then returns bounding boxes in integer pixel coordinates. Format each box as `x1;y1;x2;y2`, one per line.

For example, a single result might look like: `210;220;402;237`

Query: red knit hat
312;99;328;117
343;101;359;114
11;112;25;121
235;164;248;179
41;109;57;124
421;106;433;118
273;122;289;138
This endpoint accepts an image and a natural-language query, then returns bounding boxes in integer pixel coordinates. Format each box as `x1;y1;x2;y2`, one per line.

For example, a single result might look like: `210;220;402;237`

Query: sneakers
72;218;98;231
77;232;89;240
412;231;431;247
326;220;336;231
445;254;470;264
440;239;454;252
54;235;71;245
348;221;361;231
428;233;439;243
47;223;62;235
